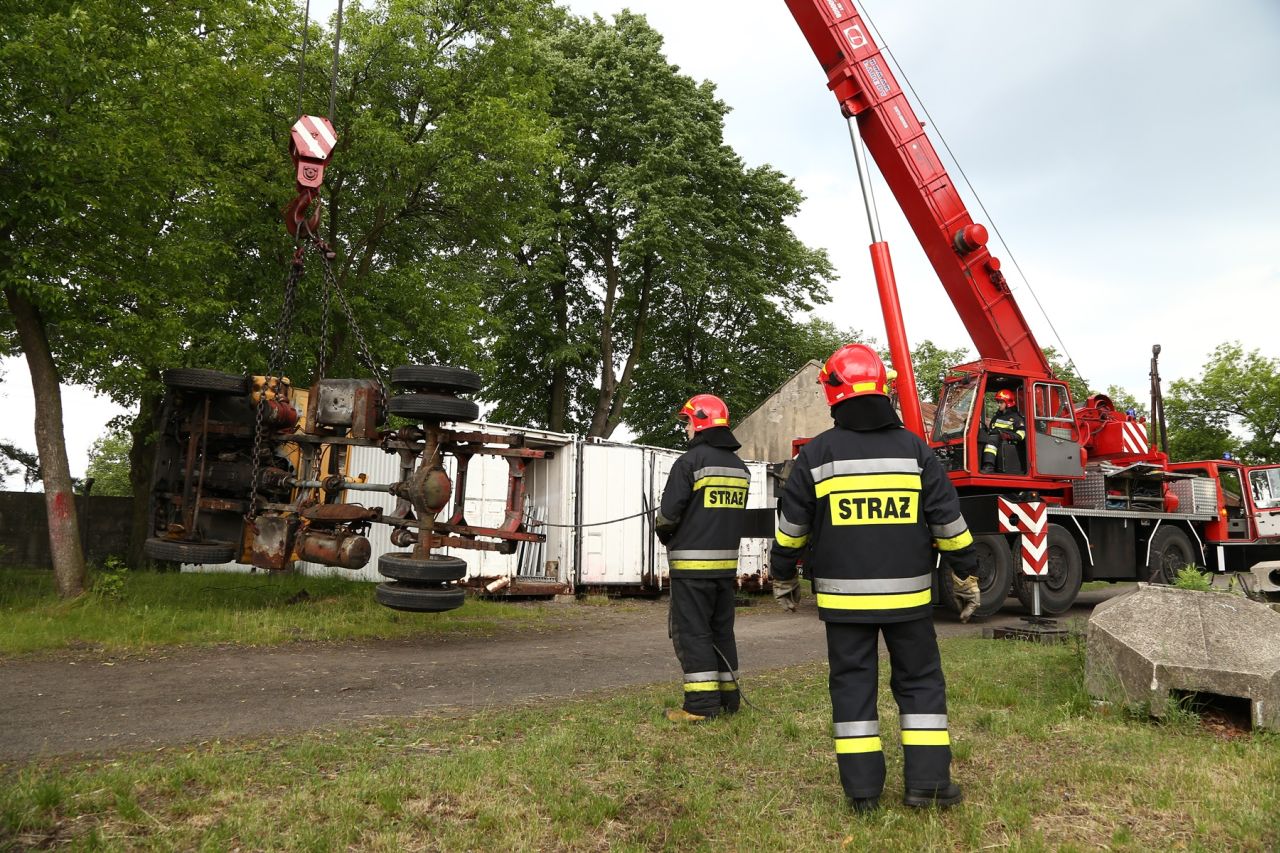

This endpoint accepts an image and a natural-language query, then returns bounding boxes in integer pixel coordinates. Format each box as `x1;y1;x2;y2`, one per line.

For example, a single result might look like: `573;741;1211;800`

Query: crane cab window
1033;382;1075;439
1249;468;1280;510
932;377;977;442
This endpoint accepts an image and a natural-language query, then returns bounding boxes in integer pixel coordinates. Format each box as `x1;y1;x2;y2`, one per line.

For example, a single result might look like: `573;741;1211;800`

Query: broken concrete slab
1085;583;1280;731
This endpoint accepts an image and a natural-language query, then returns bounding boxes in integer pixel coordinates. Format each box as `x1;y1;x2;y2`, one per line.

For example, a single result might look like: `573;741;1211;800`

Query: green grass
0;569;569;657
2;639;1276;851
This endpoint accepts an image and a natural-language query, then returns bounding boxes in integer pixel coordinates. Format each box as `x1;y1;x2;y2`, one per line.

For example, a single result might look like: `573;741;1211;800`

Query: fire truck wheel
375;582;466;612
390;365;483;394
1145;526;1196;585
161;368;247;395
1014;524;1082;615
387;393;480;423
939;534;1012;619
378;553;467;582
143;537;238;565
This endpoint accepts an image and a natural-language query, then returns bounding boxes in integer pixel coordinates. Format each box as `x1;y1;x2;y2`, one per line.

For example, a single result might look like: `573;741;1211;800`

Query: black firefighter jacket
771;397;978;623
656;428;750;580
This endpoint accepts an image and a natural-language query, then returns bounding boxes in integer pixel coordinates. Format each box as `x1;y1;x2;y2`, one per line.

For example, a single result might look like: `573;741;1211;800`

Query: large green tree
484;11;832;440
1165;343;1280;464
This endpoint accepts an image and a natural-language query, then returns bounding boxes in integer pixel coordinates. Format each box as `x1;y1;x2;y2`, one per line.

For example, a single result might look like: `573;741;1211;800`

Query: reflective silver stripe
833;720;880;737
929;517;968;539
693;466;748;481
810;458;921;482
684;670;719;683
668;549;739;561
717;671;739;682
813;574;932;594
777;514;810;537
900;714;948;729
656;510;679;528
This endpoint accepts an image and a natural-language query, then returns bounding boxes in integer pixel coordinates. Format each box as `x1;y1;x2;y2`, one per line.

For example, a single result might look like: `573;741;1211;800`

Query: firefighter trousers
825;617;951;799
668;576;739;716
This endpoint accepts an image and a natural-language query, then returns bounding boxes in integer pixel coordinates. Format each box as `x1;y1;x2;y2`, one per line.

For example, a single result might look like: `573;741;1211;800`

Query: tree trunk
547;250;570;433
588;235;619;438
127;384;162;570
4;285;87;597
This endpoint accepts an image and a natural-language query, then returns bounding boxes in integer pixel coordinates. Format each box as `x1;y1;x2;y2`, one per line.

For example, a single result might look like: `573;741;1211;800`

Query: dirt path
0;590;1120;763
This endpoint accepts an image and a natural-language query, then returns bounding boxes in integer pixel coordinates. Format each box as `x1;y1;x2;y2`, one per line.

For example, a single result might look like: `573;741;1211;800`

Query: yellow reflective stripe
834;736;883;754
712;417;728;425
693;476;748;491
683;682;720;692
815;474;921;498
935;530;974;552
775;530;809;549
816;589;931;611
849;381;887;394
718;682;738;692
901;730;951;746
671;560;739;570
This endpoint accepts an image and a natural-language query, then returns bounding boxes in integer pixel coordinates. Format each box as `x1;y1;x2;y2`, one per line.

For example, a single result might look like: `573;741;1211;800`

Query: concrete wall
734;361;832;464
0;492;133;568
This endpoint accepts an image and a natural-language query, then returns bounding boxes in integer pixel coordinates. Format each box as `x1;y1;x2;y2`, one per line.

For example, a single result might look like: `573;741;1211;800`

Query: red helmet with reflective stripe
995;388;1016;407
677;394;730;432
818;344;897;406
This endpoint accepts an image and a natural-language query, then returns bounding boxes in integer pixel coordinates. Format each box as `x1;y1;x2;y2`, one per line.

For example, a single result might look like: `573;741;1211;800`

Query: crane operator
980;388;1025;474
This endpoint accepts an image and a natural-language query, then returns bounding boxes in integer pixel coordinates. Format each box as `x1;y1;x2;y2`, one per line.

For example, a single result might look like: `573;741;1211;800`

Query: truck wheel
161;368;247;395
1145;526;1196;584
375;582;465;612
378;553;467;582
1014;524;1082;615
388;393;479;423
939;533;1012;619
390;365;483;394
143;537;237;565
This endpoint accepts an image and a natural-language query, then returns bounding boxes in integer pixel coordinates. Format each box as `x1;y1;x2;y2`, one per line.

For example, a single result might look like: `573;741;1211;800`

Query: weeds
1174;564;1212;592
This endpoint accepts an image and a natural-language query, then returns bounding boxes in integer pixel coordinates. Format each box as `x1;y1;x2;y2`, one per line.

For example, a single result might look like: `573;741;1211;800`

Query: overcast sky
4;0;1278;480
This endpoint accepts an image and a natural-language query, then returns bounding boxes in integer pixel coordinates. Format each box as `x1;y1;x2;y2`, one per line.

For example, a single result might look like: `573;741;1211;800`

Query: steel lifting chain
246;247;306;522
312;242;388;414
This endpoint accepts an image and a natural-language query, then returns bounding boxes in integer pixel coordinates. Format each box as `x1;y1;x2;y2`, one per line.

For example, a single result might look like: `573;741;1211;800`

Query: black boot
846;796;880;814
904;782;963;809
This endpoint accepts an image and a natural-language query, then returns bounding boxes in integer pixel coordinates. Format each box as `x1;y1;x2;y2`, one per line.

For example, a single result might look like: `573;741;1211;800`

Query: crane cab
928;364;1084;493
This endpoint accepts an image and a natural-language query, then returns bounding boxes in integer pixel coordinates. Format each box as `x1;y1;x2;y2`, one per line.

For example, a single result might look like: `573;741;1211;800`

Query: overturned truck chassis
145;366;552;612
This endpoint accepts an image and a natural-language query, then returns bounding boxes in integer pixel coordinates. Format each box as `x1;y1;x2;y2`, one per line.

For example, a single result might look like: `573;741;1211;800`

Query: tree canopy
1166;343;1280;465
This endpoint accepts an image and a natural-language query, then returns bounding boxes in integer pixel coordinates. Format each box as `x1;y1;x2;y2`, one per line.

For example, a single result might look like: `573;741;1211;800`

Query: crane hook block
953;223;988;255
289;115;337;190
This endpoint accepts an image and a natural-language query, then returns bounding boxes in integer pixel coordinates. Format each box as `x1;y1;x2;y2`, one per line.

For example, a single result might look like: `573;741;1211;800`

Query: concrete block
1085;583;1280;731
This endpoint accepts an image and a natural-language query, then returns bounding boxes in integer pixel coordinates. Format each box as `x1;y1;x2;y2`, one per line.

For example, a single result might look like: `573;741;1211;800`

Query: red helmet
677;394;730;432
995;388;1016;407
818;344;896;406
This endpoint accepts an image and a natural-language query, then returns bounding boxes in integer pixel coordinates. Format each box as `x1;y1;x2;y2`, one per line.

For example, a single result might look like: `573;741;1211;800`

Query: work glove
952;573;981;623
656;526;676;546
773;577;801;612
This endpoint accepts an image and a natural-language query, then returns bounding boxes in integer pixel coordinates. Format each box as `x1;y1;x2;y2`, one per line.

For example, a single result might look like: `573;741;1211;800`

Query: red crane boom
784;0;1051;377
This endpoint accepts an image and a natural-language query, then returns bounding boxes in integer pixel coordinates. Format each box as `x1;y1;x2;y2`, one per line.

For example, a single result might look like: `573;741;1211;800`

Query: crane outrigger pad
1085;584;1280;731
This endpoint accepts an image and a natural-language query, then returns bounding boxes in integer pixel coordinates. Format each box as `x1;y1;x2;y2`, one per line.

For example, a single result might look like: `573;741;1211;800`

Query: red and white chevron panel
997;497;1048;576
291;115;337;161
1120;420;1149;455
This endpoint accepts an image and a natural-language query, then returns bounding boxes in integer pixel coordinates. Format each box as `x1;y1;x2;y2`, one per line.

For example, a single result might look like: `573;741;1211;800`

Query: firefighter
770;344;981;812
980;388;1026;473
655;394;750;723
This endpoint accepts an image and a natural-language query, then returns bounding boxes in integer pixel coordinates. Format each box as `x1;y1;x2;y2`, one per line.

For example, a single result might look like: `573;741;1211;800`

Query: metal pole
1033;578;1041;618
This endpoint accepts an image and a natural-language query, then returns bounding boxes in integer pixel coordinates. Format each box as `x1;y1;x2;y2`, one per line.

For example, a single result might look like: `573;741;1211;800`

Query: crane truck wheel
1013;524;1082;615
142;537;238;565
378;553;467;582
939;533;1012;619
387;392;480;423
1145;526;1197;585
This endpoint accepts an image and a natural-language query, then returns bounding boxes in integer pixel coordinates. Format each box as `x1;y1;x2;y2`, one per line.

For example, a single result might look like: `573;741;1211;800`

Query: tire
143;537;238;565
162;368;247;395
939;534;1013;619
1014;523;1082;615
378;553;467;582
388;393;479;423
390;365;482;394
375;582;466;613
1145;526;1197;584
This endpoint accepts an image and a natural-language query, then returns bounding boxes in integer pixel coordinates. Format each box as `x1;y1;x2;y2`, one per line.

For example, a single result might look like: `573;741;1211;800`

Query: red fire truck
784;0;1280;617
